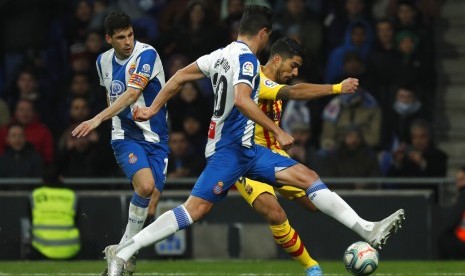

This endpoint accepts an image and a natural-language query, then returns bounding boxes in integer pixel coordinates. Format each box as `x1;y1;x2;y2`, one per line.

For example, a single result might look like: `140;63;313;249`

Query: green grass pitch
0;260;464;275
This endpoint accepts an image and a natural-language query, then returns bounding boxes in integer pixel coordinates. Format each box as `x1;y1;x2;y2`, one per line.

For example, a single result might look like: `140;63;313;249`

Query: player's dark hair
104;11;132;36
238;5;274;36
269;37;305;60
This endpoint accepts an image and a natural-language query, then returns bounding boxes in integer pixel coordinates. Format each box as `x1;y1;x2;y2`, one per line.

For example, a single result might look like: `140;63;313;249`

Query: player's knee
296;165;320;184
134;182;154;198
267;207;287;225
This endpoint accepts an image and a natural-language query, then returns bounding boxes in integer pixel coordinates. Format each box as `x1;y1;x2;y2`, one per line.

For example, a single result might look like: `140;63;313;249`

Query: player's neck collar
235;40;251;50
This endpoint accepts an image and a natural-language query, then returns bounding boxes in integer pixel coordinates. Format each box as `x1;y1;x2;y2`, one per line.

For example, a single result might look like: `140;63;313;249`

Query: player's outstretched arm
276;77;359;101
133;62;205;121
72;87;142;138
234;83;294;150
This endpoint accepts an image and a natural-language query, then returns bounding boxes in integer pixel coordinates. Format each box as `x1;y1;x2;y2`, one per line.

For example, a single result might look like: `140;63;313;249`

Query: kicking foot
367;209;406;249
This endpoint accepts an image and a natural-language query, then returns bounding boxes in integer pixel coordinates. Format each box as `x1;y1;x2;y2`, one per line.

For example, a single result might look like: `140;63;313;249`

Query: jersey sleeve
96;54;104;86
233;53;259;87
196;53;214;78
259;72;285;100
128;49;157;91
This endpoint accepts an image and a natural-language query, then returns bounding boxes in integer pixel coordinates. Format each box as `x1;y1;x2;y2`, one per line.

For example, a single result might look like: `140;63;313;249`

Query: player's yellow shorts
235;148;306;206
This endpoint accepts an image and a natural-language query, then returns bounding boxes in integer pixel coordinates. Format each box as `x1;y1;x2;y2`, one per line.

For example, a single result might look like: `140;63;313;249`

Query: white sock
119;203;148;244
116;205;193;261
306;180;374;238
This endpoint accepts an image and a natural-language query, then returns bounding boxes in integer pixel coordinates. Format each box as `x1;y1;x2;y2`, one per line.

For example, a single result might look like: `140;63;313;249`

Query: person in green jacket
30;165;80;259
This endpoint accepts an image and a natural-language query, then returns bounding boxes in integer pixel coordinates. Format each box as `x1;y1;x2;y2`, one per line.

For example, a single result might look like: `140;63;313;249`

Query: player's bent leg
183;195;214;222
276;185;318;213
293;195;318;212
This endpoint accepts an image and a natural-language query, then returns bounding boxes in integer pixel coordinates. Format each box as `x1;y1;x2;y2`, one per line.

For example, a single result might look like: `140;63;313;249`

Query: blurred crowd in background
0;0;448;183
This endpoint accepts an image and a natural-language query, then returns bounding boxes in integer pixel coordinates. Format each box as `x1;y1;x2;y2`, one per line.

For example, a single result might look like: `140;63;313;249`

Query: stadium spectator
182;112;208;156
286;122;326;174
84;30;105;64
67;0;93;44
30;165;80;259
0;123;43;178
275;0;323;77
321;55;381;149
394;30;434;112
157;0;220;33
438;166;465;259
68;43;92;75
0;99;54;163
167;131;205;179
58;97;91;149
325;0;372;52
4;67;55;128
87;0;110;33
387;119;447;177
0;98;10;127
0;0;56;84
366;19;402;107
167;81;212;132
61;72;106;117
281;99;311;134
220;0;245;43
325;19;374;84
158;1;225;60
325;125;380;188
57;124;108;177
381;85;428;151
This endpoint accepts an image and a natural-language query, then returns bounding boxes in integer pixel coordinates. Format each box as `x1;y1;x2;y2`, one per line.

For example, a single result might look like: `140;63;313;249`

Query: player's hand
71;117;102;138
132;105;155;122
341;78;359;94
275;130;294;150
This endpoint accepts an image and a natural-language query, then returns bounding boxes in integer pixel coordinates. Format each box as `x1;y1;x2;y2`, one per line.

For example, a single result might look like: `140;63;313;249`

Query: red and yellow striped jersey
255;68;285;151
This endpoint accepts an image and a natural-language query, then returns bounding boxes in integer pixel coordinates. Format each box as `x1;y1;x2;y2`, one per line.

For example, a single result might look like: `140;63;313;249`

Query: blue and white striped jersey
196;41;260;158
96;41;168;144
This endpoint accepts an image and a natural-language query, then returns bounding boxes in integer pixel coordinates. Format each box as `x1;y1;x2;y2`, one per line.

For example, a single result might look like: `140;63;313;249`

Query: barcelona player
106;5;404;276
71;11;168;275
234;36;366;274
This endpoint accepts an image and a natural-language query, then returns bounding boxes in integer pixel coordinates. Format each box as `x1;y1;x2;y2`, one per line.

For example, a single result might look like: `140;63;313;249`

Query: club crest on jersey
213;181;224;195
242;61;254;76
128;153;138;164
110;80;125;103
128;64;136;75
264;79;278;88
141;64;151;73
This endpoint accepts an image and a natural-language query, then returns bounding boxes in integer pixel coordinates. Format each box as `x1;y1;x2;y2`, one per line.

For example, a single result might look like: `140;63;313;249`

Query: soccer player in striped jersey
71;11;168;275
106;5;404;276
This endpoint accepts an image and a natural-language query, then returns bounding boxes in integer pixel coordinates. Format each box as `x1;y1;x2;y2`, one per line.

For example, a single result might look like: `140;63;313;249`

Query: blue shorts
111;139;169;192
191;144;297;203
